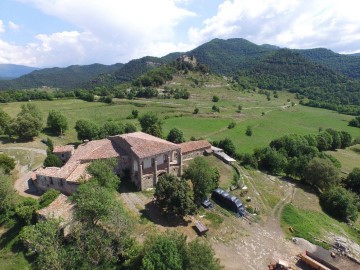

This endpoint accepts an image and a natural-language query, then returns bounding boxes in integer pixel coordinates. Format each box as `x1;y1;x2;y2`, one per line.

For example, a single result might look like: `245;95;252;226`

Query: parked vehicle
201;198;214;209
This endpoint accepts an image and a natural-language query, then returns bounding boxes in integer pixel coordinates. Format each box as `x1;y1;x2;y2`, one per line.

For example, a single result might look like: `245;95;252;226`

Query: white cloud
0;20;5;33
15;0;195;66
189;0;360;53
8;21;20;31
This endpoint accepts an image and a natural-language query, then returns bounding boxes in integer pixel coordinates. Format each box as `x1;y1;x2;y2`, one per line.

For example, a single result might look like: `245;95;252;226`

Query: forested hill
246;49;347;90
86;56;167;89
187;38;277;75
0;64;39;79
0;63;124;90
1;38;360;91
295;48;360;79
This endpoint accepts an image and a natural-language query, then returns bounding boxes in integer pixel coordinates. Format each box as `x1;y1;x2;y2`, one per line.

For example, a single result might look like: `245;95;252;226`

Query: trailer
211;188;246;216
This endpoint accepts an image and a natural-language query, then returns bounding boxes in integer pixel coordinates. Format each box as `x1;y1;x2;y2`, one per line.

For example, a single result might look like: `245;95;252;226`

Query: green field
327;145;360;175
281;203;360;248
1;73;358;155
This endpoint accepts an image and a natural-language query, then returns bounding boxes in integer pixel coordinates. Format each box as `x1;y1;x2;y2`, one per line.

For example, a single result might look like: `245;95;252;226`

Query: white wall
143;158;152;169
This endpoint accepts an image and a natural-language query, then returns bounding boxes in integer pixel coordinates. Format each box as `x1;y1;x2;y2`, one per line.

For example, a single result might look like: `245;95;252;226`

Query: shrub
320;187;358;222
39;189;60;208
245;126;252;136
212;96;219;102
228;122;236;129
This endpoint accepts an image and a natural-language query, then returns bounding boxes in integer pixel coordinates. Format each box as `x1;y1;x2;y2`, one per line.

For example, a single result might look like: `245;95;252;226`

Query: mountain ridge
1;38;360;90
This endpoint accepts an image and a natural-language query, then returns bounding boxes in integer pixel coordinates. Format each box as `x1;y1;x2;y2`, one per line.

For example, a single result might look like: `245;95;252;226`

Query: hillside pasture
0;73;358;156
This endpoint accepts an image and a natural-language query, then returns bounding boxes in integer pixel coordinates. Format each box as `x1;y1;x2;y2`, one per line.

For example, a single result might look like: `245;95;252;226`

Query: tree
245;126;252;136
99;121;124;138
186;239;222;270
71;183;117;226
10;104;43;140
132;110;139;118
211;105;220;112
320;187;358;222
339;131;352;148
0;172;16;218
258;148;287;174
217;138;236;156
193;108;199;114
39;189;61;208
86;159;120;190
303;157;340;190
47;110;68;135
138;112;163;137
237;105;242;113
212;96;219;102
325;128;341;150
316;131;333;151
167;128;185;143
74;119;99;141
44;154;62;167
183;157;220;206
140;232;221;270
15;197;39;225
124;122;137;133
19;219;65;270
0;108;11;135
345;167;360;194
140;232;186;270
0;153;16;173
154;174;194;217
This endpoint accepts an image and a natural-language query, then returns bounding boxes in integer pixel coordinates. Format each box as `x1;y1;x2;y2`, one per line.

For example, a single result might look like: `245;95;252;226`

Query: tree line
238;130;359;222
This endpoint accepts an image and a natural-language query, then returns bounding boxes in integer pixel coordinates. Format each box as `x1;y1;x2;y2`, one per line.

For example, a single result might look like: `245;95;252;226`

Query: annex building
34;132;211;194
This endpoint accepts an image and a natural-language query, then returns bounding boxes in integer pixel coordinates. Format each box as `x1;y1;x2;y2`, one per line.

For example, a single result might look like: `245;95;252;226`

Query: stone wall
34;175;79;195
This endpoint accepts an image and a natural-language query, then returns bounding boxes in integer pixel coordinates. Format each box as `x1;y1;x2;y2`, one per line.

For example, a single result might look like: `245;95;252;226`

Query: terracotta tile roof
37;139;122;182
179;140;211;154
37;194;74;222
53;145;74;153
66;163;90;182
35;167;61;177
114;132;180;159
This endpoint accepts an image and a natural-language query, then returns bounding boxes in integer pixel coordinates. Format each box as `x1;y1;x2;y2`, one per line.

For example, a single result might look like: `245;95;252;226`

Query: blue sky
0;0;360;67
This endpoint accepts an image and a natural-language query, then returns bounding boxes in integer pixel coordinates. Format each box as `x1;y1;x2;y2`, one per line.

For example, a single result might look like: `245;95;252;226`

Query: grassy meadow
1;73;358;155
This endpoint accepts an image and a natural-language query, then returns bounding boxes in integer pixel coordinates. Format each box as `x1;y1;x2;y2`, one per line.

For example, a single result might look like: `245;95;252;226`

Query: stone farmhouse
34;132;211;195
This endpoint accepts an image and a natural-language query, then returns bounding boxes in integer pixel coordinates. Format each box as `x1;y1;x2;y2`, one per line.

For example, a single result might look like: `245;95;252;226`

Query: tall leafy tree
98;121;124;138
0;153;16;173
43;154;62;167
71;183;116;226
138;112;163;137
320;186;358;222
19;219;65;270
303;157;340;190
0;172;16;217
74;119;99;141
0;108;11;135
167;128;185;143
140;232;186;270
345;167;360;195
86;159;120;190
47;110;68;135
186;239;222;270
183;157;220;206
154;174;194;217
11;104;43;140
